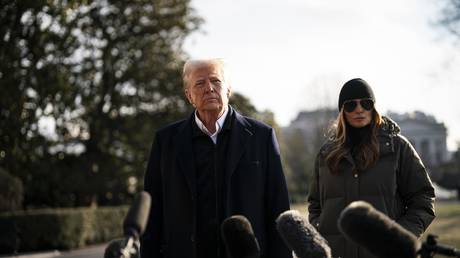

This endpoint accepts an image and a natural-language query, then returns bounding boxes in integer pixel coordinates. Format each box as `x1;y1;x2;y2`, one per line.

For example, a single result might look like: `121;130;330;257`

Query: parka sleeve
308;153;322;229
395;135;436;238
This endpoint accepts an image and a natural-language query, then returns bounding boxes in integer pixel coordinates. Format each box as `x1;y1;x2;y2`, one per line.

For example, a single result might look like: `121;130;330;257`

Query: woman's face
343;98;374;128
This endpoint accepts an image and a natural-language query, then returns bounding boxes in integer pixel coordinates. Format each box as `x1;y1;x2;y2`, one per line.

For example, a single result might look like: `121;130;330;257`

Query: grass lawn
424;201;460;257
291;200;460;257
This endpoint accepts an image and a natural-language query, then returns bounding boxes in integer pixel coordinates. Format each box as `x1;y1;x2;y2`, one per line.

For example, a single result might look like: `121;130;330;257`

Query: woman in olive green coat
308;78;435;258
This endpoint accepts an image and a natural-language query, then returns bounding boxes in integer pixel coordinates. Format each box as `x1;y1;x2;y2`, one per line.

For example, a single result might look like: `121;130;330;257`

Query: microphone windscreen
221;215;260;258
123;191;151;238
104;238;125;258
276;210;332;258
338;201;420;258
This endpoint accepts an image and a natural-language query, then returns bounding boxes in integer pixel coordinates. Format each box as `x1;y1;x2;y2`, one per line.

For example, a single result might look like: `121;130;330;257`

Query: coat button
191;234;195;242
386;142;390;146
353;174;358;178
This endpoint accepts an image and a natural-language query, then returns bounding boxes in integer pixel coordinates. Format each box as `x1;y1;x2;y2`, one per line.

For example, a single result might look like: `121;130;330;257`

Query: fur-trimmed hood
379;115;401;136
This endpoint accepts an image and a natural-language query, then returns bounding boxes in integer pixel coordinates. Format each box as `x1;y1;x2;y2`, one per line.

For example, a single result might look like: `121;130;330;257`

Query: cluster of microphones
105;191;460;258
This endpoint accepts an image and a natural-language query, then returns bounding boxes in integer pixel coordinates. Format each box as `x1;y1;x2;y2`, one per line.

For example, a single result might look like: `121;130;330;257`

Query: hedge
0;168;24;212
0;206;128;254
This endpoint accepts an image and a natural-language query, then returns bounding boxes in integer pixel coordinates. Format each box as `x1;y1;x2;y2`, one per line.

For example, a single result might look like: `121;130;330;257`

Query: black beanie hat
338;78;375;110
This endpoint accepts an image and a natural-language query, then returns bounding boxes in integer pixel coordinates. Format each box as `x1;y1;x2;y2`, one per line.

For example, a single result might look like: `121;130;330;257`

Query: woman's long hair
325;108;383;174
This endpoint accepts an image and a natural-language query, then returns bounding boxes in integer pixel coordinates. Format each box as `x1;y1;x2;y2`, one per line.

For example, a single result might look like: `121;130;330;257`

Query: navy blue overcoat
141;106;291;258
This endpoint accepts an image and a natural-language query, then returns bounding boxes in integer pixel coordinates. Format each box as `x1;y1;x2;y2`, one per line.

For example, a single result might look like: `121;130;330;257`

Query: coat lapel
226;110;253;182
174;108;252;197
175;114;197;197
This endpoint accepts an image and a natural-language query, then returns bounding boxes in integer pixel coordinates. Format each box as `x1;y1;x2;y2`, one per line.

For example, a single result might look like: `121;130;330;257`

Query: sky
183;0;460;150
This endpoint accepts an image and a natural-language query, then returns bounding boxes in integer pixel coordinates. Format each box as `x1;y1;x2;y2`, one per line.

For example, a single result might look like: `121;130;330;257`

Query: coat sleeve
395;135;436;238
307;153;321;229
265;128;292;258
141;132;164;258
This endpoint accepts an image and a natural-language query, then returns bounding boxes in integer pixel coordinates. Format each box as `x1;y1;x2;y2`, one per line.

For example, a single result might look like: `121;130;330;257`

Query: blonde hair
325;108;383;174
182;58;230;90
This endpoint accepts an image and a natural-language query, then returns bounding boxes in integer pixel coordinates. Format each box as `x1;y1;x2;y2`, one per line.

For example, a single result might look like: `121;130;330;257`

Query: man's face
185;63;231;114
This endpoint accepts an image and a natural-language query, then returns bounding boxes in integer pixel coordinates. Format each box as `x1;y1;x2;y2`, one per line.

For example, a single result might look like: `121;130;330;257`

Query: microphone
221;215;260;258
104;239;138;258
419;234;460;258
276;210;332;258
123;191;151;239
338;201;420;258
104;191;151;258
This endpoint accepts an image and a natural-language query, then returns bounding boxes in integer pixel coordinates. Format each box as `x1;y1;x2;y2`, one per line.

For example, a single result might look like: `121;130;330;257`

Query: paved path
57;245;105;258
1;245;106;258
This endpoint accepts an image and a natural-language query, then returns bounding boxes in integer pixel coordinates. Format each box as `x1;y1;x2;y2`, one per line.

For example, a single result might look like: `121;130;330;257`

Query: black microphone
123;191;151;239
104;191;152;258
276;210;332;258
221;215;260;258
338;201;420;258
104;239;138;258
419;234;460;258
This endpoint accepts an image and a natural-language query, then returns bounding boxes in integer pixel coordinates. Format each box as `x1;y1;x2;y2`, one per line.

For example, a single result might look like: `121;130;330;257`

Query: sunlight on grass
291;200;460;257
424;201;460;257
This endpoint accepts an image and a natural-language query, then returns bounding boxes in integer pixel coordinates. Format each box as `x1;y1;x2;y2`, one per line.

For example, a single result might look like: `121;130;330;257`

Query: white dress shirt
194;107;229;144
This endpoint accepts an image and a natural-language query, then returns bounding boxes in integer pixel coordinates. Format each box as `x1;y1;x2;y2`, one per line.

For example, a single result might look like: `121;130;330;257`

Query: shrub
0;206;128;254
0;168;23;212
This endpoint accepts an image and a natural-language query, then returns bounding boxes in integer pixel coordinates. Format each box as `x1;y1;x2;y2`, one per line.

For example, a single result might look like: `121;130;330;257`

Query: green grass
291;201;460;257
424;201;460;257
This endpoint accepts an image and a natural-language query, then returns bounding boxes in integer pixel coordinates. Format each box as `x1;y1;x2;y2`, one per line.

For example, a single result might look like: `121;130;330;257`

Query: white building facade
388;111;450;168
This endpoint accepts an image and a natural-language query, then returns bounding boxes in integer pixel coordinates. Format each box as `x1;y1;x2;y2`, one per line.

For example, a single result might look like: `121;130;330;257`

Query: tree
229;92;258;117
0;0;201;207
436;0;460;200
230;92;280;130
435;146;460;200
440;0;460;37
282;129;312;203
281;109;335;203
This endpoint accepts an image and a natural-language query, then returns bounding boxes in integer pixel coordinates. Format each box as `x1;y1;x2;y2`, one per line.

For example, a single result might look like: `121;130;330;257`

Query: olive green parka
308;116;435;258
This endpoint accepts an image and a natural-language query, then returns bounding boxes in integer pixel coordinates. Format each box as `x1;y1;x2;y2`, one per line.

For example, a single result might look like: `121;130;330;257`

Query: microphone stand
419;234;460;258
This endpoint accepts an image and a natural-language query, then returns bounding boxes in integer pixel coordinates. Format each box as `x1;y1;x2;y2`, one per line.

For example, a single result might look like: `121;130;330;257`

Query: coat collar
225;107;253;181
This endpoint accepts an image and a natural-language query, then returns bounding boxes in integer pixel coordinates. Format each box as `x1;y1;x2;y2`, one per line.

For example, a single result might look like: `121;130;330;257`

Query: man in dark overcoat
141;59;291;258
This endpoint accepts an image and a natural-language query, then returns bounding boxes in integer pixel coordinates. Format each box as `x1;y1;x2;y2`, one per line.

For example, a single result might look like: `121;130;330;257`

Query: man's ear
184;88;192;103
227;86;232;98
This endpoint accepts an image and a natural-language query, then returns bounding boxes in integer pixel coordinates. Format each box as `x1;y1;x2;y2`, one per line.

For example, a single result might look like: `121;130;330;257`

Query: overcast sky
184;0;460;150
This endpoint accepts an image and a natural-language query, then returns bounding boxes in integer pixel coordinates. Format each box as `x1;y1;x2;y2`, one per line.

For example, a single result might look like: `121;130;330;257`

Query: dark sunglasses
343;98;374;113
